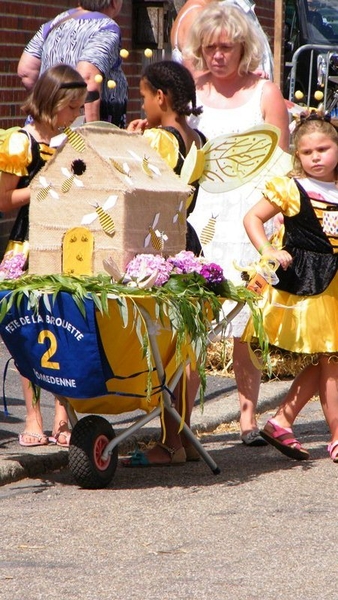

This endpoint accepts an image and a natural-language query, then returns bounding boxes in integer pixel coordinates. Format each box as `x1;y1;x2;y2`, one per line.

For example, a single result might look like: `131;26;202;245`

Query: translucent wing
180;142;206;185
198;125;281;193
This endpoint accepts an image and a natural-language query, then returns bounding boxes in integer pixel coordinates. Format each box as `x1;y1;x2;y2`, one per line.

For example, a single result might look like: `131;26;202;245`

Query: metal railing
288;43;338;111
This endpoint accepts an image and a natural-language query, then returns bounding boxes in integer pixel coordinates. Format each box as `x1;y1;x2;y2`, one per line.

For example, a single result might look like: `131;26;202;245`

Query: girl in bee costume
125;60;206;466
0;64;88;448
244;113;338;462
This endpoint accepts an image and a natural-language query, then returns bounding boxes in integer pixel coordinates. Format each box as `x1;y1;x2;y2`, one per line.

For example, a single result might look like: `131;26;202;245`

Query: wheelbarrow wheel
69;415;118;489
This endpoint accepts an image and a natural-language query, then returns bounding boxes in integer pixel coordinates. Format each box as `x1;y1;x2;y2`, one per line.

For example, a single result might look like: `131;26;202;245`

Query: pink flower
0;251;27;280
167;250;203;275
125;254;173;286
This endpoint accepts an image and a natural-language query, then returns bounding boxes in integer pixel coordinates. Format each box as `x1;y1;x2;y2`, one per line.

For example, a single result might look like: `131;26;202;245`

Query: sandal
241;429;268;446
328;440;338;463
19;432;49;447
184;444;201;462
54;430;71;447
121;443;186;467
260;418;309;460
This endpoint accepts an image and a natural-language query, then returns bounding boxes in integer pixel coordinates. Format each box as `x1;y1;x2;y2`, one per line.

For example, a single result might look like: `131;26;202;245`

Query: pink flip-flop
54;430;71;448
19;432;49;447
328;440;338;463
261;418;309;460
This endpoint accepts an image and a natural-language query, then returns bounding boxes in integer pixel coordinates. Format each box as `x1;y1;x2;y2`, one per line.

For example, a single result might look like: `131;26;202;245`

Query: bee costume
143;125;206;255
0;129;55;267
244;176;338;354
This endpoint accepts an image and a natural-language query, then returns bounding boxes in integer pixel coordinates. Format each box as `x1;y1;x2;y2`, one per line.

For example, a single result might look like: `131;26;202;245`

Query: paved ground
0;338;293;486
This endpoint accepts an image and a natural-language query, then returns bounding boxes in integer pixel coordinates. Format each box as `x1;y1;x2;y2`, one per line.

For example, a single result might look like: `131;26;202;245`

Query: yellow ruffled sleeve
263;176;300;216
143;128;179;170
0;130;32;177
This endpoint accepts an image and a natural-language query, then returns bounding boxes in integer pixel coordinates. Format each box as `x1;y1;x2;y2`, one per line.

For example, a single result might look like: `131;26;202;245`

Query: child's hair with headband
22;64;87;129
290;111;338;178
141;60;203;117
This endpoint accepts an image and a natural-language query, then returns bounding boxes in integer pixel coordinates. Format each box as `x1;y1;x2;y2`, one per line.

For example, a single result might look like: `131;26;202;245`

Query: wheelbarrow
0;289;243;489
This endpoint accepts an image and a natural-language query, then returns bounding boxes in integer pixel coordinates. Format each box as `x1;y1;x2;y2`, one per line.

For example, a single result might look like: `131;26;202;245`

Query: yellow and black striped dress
244;176;338;354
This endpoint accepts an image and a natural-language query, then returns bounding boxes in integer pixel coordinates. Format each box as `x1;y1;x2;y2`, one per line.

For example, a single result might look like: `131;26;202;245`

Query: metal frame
289;43;338;110
59;299;244;476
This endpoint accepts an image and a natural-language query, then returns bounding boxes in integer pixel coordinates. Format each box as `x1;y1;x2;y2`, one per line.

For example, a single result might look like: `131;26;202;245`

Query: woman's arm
261;81;290;151
17;52;41;91
0;172;30;212
244;198;293;270
76;61;102;122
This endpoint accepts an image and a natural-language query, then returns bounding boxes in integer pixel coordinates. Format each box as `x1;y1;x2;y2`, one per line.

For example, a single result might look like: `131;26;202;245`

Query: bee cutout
141;155;153;178
81;195;118;235
199;214;218;246
63;126;86;153
36;176;59;201
61;159;86;193
111;158;133;185
127;149;161;177
173;200;185;226
180;124;292;194
144;213;168;252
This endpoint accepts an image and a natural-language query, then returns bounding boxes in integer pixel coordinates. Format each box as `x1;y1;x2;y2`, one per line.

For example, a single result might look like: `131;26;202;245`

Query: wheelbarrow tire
69;415;118;489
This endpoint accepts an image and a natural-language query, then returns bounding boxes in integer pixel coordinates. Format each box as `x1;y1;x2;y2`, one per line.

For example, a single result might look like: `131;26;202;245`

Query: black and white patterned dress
24;8;128;128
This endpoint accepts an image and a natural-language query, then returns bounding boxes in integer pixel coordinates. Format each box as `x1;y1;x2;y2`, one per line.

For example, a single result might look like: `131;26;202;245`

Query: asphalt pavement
0;336;295;486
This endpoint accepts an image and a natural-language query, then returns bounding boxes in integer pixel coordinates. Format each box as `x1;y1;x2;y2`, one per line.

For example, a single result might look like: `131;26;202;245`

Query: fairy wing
180;142;206;185
198;124;281;193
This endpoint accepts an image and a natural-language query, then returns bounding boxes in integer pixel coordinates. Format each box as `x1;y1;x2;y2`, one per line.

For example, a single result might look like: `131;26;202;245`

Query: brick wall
0;0;277;255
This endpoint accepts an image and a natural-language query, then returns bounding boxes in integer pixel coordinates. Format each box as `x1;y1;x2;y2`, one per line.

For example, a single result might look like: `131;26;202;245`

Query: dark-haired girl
124;60;205;466
127;59;206;254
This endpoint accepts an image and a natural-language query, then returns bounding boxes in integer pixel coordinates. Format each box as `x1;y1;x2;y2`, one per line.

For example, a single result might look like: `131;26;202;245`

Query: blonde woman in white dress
183;2;290;445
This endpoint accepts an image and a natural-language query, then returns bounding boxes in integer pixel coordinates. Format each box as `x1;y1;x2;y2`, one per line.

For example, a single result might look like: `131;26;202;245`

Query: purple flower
200;262;225;284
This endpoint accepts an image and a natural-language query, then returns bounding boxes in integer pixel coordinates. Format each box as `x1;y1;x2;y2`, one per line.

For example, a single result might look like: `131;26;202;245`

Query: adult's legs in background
233;338;262;436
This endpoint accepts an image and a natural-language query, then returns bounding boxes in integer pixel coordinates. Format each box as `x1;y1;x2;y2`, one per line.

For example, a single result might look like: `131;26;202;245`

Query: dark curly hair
142;60;203;117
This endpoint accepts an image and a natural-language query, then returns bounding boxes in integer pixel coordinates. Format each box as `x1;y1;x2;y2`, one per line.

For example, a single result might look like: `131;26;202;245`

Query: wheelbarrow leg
138;305;221;475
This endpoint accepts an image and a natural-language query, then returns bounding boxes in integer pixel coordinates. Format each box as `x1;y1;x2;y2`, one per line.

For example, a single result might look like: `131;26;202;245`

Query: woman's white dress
188;79;273;336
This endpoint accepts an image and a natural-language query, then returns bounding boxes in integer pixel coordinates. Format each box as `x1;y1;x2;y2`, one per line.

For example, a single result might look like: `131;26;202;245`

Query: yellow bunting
144;48;153;58
94;74;103;84
107;80;116;89
120;49;129;58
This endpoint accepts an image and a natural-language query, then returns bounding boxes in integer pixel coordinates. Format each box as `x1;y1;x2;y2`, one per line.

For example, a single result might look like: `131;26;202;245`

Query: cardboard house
29;125;191;276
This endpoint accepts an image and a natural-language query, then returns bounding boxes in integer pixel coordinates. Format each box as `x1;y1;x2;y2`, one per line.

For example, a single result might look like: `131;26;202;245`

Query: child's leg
271;363;320;428
20;376;48;445
145;366;199;462
52;399;71;446
260;363;319;460
317;356;338;455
